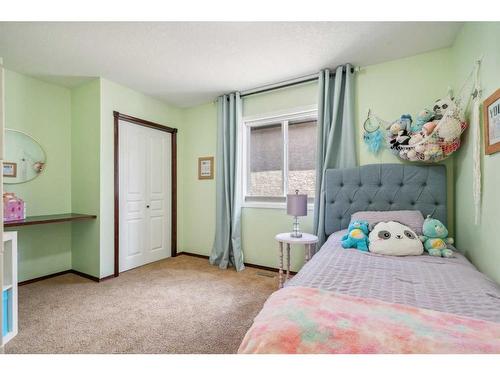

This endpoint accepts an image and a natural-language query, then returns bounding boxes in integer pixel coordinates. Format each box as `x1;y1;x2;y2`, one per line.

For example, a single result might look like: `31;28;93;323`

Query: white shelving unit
1;56;5;353
2;231;18;345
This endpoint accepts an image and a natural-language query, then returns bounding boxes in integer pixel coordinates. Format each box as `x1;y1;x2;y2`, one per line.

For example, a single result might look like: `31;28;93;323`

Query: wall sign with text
3;162;17;177
484;88;500;155
198;156;214;180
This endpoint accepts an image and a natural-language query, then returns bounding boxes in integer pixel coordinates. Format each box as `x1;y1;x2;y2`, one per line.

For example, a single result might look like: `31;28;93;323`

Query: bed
238;164;500;354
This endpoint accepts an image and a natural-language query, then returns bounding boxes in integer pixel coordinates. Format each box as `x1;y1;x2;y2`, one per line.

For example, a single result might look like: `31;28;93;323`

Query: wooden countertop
4;213;97;228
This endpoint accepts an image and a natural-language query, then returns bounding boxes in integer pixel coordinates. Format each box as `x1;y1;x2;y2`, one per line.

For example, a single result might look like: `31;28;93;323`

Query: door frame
114;111;177;277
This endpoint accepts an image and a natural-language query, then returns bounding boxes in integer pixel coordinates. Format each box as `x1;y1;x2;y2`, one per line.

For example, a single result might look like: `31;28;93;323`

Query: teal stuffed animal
410;108;435;134
419;215;454;257
342;220;370;251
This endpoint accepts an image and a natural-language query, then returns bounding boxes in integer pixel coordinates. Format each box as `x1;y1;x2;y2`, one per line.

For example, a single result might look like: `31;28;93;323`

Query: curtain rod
240;65;359;98
240;73;319;98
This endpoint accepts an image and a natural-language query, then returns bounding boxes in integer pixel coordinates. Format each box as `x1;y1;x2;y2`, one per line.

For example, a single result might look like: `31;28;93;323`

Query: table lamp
287;190;307;238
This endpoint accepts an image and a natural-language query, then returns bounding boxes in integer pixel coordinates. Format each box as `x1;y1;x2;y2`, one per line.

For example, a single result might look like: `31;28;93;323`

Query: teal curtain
209;92;245;271
313;65;357;247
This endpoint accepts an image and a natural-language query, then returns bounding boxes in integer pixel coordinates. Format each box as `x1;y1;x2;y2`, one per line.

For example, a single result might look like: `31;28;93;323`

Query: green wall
71;79;101;277
99;78;183;277
355;48;456;234
3;72;183;280
181;102;217;257
180;83;317;271
451;22;500;283
4;70;72;282
180;49;458;271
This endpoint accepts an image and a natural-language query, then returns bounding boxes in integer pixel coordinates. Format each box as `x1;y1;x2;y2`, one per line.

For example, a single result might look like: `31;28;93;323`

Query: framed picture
198;156;214;180
3;162;17;178
484;88;500;155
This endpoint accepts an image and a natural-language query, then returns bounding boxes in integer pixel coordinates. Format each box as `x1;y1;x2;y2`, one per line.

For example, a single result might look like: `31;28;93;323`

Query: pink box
3;193;26;222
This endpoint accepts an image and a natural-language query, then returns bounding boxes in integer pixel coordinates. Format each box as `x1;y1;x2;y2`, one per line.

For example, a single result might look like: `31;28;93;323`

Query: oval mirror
3;129;47;184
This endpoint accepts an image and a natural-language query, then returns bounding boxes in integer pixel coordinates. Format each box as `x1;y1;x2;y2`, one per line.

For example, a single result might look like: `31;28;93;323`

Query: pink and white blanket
238;287;500;354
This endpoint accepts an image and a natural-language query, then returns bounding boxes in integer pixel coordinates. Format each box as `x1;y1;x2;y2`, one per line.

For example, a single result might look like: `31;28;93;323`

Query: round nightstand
274;232;319;288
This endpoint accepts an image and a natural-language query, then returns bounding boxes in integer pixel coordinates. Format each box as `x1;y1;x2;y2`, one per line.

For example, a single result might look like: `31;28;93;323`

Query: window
242;106;318;208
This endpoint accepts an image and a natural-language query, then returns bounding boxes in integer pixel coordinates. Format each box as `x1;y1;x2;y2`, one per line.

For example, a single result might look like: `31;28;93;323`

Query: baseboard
98;274;116;282
18;270;72;286
71;269;101;282
179;251;297;275
19;253;293;286
179;251;210;259
19;269;115;286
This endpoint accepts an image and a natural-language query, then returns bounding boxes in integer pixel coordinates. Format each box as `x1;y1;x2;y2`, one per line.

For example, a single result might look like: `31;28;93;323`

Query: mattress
286;230;500;323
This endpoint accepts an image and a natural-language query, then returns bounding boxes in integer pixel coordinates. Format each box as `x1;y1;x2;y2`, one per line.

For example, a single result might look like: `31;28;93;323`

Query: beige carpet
5;255;278;354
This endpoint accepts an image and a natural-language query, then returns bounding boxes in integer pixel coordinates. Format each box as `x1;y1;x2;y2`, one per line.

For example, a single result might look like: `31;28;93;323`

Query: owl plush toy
419;215;454;258
342;220;370;251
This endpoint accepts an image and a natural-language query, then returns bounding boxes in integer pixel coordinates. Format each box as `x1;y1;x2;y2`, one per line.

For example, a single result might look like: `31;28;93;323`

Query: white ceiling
0;22;463;107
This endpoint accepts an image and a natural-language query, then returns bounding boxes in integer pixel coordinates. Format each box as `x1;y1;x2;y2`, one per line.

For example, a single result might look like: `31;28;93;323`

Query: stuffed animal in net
437;101;462;142
389;114;411;135
422;120;439;136
341;220;370;251
406;133;424;161
390;129;411;150
419;215;454;257
423;142;443;161
388;115;412;156
433;95;454;120
411;109;435;133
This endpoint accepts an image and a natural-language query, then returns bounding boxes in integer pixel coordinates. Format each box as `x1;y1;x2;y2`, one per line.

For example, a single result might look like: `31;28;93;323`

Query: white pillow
368;221;423;256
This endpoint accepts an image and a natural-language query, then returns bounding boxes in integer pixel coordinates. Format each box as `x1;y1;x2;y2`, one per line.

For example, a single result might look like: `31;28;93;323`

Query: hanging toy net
363;62;479;163
388;102;468;163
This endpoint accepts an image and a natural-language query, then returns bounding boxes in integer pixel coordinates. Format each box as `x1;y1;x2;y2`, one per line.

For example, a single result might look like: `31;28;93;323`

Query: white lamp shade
287;193;307;216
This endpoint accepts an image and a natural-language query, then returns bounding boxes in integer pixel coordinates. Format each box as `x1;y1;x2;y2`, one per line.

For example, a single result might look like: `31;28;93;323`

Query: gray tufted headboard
324;163;447;236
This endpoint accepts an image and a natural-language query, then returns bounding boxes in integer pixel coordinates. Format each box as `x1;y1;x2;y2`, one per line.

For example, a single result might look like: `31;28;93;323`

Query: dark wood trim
18;270;72;286
19;269;115;286
113;112;178;134
70;270;101;282
248;262;295;275
178;252;296;275
98;274;116;282
17;252;290;286
179;252;209;260
114;114;120;277
4;213;96;228
113;111;178;278
171;131;178;257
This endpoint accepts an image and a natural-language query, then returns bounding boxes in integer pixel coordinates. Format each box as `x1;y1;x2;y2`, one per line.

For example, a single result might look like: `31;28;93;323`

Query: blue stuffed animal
342;220;370;251
410;108;435;134
389;114;412;136
419;215;454;258
412;109;435;133
400;114;412;129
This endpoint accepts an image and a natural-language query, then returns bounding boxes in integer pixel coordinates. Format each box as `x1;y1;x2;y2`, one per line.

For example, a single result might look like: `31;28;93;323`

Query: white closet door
146;126;171;265
119;121;171;272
